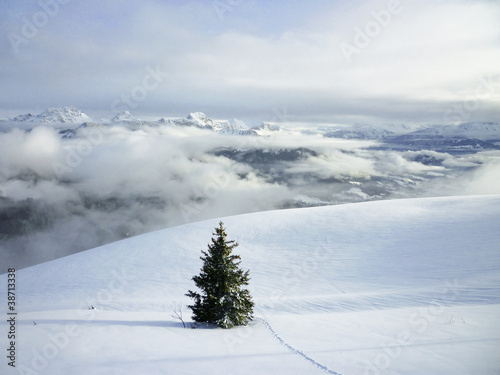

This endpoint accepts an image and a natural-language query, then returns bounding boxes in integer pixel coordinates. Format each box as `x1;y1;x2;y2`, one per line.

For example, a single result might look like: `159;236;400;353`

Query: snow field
1;195;500;374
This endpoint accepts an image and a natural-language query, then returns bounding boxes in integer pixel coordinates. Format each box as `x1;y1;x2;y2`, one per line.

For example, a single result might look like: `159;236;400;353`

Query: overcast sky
1;0;499;124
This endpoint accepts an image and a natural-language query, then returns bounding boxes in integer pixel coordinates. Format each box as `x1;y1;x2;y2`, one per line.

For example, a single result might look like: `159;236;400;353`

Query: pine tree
186;221;254;328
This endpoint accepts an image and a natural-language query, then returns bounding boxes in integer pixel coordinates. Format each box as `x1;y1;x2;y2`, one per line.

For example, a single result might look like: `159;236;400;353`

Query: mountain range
2;107;283;136
2;106;499;152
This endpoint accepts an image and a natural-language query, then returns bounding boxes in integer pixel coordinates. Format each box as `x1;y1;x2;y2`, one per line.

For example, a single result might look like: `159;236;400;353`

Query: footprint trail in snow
256;317;343;375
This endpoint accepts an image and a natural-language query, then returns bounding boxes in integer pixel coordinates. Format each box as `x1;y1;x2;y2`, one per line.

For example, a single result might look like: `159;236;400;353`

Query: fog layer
1;122;499;268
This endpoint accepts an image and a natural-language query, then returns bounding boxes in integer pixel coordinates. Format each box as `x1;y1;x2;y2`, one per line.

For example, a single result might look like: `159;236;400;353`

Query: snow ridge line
255;317;343;375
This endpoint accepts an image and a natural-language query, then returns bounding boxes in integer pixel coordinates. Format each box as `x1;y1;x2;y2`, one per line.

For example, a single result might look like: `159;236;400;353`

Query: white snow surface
2;196;500;374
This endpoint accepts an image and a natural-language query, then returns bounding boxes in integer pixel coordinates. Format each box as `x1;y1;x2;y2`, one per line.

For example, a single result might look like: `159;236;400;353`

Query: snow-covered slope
3;196;499;374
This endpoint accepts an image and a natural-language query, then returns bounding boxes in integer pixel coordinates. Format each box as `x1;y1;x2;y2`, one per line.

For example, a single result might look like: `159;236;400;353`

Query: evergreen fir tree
186;221;254;328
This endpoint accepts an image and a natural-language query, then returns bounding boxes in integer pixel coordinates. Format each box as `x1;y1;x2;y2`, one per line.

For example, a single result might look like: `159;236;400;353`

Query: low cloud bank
0;123;497;268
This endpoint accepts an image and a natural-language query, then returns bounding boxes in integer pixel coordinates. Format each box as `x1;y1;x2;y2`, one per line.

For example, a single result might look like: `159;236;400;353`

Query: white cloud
0;127;62;177
1;0;499;123
461;154;500;195
1;120;498;268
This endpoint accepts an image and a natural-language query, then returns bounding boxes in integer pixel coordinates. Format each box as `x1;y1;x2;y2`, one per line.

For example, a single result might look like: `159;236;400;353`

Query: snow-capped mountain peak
249;122;284;136
7;106;91;124
36;106;90;123
161;112;252;134
111;110;138;123
186;112;215;127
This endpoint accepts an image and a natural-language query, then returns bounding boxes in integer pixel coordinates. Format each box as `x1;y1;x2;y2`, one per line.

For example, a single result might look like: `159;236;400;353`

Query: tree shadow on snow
19;319;189;329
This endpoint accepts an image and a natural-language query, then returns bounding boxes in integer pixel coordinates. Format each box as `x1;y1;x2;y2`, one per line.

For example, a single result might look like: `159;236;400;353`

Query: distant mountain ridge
324;122;500;141
323;121;500;152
